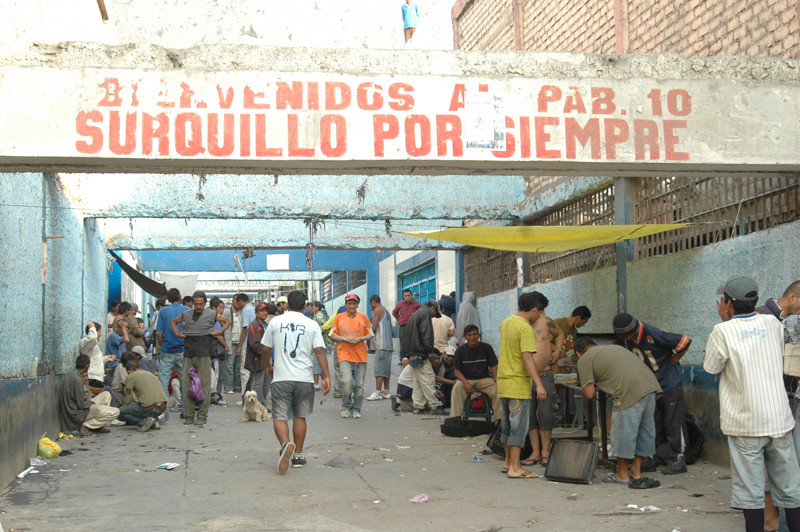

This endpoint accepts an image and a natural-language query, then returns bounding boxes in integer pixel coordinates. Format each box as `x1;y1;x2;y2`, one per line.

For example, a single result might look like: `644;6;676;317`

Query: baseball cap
255;302;269;312
444;345;456;356
130;302;140;314
344;294;360;303
313;301;324;309
276;296;288;304
718;276;759;302
131;345;146;356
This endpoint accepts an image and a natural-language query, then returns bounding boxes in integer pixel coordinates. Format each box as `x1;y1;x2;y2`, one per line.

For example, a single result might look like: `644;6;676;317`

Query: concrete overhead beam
157;271;332;281
104;218;460;250
60;173;528;220
3;44;800;176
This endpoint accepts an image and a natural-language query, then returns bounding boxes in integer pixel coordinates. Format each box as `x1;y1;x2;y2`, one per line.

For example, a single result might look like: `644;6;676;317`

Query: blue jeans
158;351;183;399
340;360;366;413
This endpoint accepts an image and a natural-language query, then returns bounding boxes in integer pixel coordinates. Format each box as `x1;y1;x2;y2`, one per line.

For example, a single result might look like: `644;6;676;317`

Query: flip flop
521;458;538;466
541;457;549;466
602;473;630;485
508;470;539;479
629;477;661;489
501;468;509;473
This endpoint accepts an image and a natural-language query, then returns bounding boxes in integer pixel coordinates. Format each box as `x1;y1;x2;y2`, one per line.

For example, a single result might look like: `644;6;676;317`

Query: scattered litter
472;454;488;463
690;493;704;498
627;504;639;509
59;469;71;472
717;474;731;480
376;447;391;452
384;458;394;462
134;469;141;473
640;505;660;512
30;457;47;467
373;500;380;504
409;493;429;503
302;494;307;498
567;494;578;501
343;437;348;440
57;432;74;439
677;507;689;512
672;529;682;532
479;449;492;455
669;482;686;490
17;467;37;479
527;520;536;527
157;463;180;470
396;445;410;449
422;468;428;471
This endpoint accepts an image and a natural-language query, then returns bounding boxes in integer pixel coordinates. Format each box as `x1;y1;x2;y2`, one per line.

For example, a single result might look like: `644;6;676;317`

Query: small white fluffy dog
242;390;271;422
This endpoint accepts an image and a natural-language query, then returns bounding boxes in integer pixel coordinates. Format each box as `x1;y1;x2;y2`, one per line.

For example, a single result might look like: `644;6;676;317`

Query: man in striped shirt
704;276;800;532
613;312;692;475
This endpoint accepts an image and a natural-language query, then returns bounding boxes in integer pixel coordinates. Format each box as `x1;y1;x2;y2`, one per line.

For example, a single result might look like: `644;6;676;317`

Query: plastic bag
38;433;62;459
187;367;205;402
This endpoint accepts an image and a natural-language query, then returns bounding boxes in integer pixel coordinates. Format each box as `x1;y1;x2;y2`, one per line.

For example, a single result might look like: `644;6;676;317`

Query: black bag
486;423;533;458
441;392;495;437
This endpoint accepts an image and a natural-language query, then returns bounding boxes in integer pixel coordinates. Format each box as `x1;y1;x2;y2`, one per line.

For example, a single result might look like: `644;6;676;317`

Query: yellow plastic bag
38;433;62;458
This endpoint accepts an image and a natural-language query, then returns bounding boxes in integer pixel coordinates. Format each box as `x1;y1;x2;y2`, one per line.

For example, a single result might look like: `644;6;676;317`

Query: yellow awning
402;224;695;253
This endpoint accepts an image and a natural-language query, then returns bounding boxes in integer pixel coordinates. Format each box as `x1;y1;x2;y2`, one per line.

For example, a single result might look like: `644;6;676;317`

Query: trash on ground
373;500;380;504
30;457;47;467
57;432;74;439
690;493;704;498
677;507;689;512
669;482;686;489
396;445;410;449
409;493;429;503
38;433;62;458
17;466;37;479
157;463;180;470
567;494;578;501
627;504;639;509
472;454;488;462
640;505;660;512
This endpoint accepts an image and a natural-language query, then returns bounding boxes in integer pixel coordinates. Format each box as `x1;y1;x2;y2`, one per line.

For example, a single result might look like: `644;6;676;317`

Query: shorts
312;354;322;376
728;433;800;510
270;380;315;421
374;349;393;378
500;398;531;448
611;393;656;460
530;373;560;430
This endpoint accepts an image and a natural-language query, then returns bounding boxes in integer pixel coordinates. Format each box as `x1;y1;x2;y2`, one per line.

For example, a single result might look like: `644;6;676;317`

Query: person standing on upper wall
401;0;420;43
455;292;480;346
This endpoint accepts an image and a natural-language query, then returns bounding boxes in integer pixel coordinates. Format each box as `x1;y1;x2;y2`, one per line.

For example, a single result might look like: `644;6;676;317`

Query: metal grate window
463;248;517;297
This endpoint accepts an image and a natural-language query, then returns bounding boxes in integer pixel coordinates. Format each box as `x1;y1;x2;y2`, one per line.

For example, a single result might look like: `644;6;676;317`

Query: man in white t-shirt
262;290;330;475
704;276;800;530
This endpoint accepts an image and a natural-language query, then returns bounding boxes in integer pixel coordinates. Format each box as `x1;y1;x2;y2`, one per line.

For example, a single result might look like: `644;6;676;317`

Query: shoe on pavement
381;391;391;399
366;391;382;401
333;393;342;399
139;417;156;432
340;410;351;418
95;427;111;434
432;407;447;415
291;453;307;468
152;421;161;430
215;398;228;406
224;388;234;394
110;419;126;426
390;395;400;412
412;408;423;415
183;416;195;426
278;442;295;475
662;455;687;475
194;417;206;426
80;425;92;436
352;411;362;419
640;456;657;472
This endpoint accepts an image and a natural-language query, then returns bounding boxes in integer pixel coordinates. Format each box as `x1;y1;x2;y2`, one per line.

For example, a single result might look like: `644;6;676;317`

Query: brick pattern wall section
519;0;616;53
455;0;515;51
628;0;800;58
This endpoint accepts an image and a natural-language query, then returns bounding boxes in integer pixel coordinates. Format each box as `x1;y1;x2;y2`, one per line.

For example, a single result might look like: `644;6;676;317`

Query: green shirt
577;345;661;411
497;315;537;399
124;370;168;407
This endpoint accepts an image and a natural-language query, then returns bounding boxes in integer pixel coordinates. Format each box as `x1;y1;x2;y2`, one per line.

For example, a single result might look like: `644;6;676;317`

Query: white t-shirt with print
261;311;324;383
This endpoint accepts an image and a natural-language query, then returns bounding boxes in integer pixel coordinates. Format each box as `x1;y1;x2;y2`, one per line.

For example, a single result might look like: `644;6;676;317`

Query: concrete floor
0;357;742;532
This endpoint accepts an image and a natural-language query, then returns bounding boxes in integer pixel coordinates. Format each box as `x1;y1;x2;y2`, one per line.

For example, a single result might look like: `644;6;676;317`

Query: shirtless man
522;314;565;466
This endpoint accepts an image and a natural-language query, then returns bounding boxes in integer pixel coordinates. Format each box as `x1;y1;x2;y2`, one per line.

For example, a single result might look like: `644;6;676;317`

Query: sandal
540;456;549;466
521;458;538;466
507;470;538;479
602;473;630;485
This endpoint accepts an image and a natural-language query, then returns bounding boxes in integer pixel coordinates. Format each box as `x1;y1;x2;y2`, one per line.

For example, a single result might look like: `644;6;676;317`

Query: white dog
242;390;271;422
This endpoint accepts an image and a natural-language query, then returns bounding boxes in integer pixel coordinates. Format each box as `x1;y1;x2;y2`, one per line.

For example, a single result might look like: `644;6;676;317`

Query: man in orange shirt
329;294;374;419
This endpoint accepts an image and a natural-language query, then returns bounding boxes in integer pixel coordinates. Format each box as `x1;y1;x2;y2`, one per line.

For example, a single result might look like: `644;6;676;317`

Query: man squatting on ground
261;290;331;474
118;359;168;433
575;338;662;489
497;291;548;479
59;354;120;436
704;276;800;532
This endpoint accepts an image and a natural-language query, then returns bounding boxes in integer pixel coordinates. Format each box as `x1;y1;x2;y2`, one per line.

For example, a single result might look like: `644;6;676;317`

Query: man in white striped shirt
704;276;800;532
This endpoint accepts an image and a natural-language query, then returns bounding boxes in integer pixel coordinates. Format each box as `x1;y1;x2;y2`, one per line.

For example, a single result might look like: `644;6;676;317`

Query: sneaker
662;455;687;475
381;391;391;399
139;417;155;432
152;421;161;430
412;408;423;415
431;407;446;415
352;411;362;419
291;453;307;468
640;456;657;473
314;385;321;391
340;410;351;418
80;425;92;436
390;395;400;412
278;442;295;475
95;426;111;434
224;388;234;395
194;417;206;426
110;419;126;426
333;392;342;399
366;391;382;401
214;397;228;406
183;416;195;426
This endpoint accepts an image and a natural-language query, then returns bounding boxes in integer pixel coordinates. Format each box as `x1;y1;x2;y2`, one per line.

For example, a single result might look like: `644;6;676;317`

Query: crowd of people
61;279;800;530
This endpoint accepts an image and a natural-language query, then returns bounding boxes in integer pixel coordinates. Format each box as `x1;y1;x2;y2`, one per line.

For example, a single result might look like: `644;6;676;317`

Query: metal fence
463;177;799;295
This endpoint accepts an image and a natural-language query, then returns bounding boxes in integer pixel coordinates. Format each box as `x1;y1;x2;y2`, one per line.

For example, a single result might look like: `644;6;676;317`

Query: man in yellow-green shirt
497;291;549;479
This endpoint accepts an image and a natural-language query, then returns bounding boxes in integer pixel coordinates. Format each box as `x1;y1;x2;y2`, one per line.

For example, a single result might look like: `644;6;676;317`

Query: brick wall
454;0;800;58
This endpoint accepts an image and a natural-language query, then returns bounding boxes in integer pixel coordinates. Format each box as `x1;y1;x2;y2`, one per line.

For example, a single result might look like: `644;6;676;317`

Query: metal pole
614;177;635;313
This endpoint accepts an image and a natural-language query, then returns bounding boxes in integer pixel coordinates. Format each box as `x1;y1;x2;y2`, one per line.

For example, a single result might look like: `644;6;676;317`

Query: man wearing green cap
705;276;800;531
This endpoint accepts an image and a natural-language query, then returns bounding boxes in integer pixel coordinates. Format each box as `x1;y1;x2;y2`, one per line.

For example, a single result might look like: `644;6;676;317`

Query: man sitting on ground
118;360;168;432
575;337;662;489
390;359;415;413
450;325;500;422
59;354;120;436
